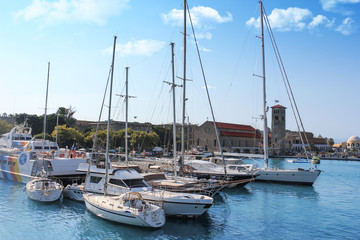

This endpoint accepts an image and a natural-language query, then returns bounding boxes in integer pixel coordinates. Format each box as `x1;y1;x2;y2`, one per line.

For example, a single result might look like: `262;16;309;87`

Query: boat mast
42;62;50;173
171;42;178;180
55;109;59;145
260;1;269;169
125;67;129;165
180;0;187;175
104;36;117;196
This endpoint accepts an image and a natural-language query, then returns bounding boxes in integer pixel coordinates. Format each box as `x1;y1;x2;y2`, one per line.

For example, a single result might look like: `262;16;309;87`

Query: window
214;140;216;147
35;146;42;150
90;176;102;183
109;178;127;187
197;139;200;145
122;179;148;188
275;116;279;121
50;146;58;150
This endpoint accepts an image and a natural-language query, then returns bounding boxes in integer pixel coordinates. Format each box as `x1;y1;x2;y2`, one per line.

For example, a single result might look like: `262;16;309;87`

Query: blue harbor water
1;159;359;240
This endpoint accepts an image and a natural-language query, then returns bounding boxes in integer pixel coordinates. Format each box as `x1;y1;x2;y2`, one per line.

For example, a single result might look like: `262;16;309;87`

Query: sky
0;0;359;143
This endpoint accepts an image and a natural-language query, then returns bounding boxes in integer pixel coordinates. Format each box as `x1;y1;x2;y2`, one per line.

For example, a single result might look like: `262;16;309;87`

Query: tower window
275;116;279;121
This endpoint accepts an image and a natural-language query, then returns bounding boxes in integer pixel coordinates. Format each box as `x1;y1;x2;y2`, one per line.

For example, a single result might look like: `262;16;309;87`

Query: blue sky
0;0;359;143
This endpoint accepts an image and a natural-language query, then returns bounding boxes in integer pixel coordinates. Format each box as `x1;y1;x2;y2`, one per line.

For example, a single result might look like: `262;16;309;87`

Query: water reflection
248;182;319;200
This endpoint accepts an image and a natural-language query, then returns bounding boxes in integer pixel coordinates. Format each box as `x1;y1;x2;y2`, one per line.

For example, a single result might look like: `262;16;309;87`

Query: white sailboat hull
140;190;213;217
83;193;165;228
256;168;321;185
25;178;63;202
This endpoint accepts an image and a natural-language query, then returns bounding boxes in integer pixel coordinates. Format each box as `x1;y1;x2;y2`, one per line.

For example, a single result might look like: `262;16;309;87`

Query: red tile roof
220;131;261;138
209;121;255;131
271;104;286;108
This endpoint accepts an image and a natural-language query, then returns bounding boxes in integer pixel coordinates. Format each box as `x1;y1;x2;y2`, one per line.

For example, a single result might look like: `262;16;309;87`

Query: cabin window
35;146;42;150
50;146;58;150
122;179;148;188
44;146;50;150
90;176;102;183
2;160;7;165
26;137;32;140
109;178;127;187
8;161;13;165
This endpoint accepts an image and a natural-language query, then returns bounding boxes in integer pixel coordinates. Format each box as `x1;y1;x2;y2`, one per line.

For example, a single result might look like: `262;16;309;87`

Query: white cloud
320;0;360;14
246;7;312;32
103;40;166;57
335;17;355;35
309;15;334;29
162;6;232;40
14;0;129;27
246;7;355;35
162;6;232;27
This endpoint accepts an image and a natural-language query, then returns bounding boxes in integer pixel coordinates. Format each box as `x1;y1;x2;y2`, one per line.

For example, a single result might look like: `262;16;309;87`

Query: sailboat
25;62;64;202
82;36;166;228
253;1;321;185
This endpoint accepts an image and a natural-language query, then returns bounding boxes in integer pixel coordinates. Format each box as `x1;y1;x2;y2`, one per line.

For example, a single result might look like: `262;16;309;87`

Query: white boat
83;192;165;228
0;125;87;185
63;182;84;201
25;175;63;202
184;159;259;181
253;1;320;185
78;163;213;217
25;62;64;202
83;37;165;228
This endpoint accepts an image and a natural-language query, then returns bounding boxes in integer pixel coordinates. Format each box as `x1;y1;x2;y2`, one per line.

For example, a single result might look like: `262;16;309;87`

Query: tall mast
125;67;129;165
104;36;117;196
260;1;269;168
55;109;59;145
180;0;187;175
42;62;50;172
170;42;177;180
117;67;135;166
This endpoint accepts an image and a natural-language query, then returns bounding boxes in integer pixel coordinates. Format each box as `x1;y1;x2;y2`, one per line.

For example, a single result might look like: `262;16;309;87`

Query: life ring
184;166;193;173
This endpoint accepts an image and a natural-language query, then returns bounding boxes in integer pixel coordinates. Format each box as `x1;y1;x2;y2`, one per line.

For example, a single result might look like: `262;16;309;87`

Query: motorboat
0;125;87;185
78;163;213;217
183;159;259;181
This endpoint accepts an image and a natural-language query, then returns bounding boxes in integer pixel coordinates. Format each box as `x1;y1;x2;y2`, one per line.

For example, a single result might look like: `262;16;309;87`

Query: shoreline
275;155;360;161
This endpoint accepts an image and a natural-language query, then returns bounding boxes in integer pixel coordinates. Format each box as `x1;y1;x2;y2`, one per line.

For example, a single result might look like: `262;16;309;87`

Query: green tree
0;119;13;134
50;125;84;148
129;130;159;152
327;138;334;147
33;133;52;140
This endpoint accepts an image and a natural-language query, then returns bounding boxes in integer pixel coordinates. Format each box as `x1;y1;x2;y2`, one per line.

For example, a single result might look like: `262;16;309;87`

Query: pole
170;42;177;179
105;36;117;196
180;0;187;175
125;67;129;166
56;110;59;145
260;1;269;169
